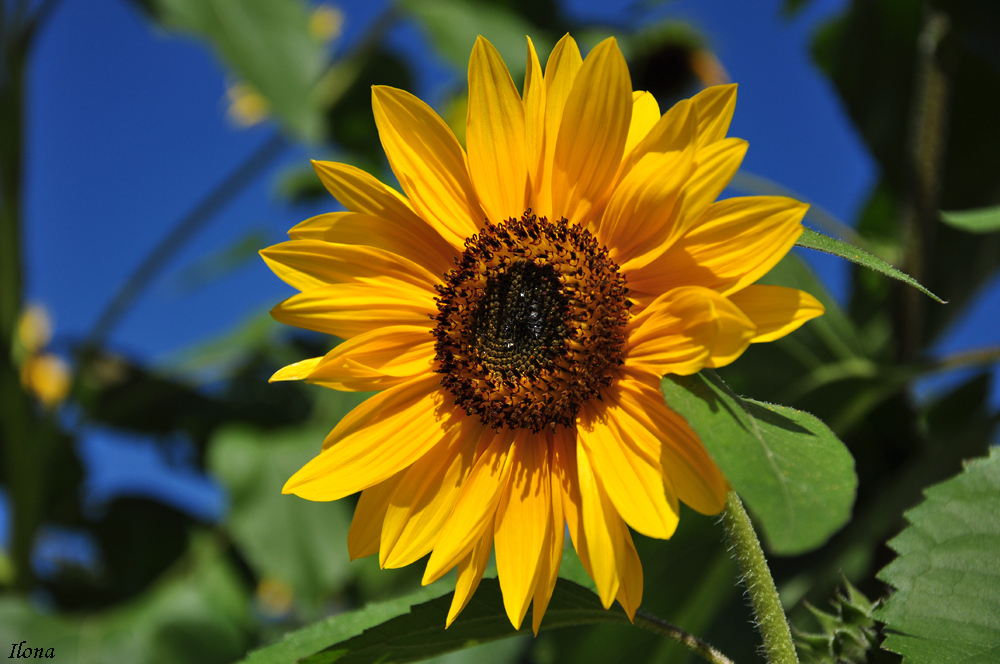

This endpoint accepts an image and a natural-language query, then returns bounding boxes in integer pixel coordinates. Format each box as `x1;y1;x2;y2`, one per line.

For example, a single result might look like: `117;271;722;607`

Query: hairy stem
634;608;736;664
721;492;799;664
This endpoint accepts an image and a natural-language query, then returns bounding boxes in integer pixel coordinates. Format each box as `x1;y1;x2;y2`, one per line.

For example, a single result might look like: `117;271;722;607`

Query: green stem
0;12;37;592
721;492;799;664
634;609;736;664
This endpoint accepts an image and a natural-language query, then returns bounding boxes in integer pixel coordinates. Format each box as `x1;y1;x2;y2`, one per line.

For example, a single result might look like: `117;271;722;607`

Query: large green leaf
241;581;452;664
661;372;857;555
243;578;629;664
142;0;326;141
796;227;944;303
875;449;1000;664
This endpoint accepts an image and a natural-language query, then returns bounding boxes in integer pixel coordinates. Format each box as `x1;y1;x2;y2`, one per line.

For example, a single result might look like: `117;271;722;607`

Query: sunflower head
433;211;630;432
263;33;823;633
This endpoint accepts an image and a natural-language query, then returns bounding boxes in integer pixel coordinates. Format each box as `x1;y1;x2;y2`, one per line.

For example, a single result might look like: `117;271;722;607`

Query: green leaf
208;420;363;610
875;449;1000;664
243;578;627;664
398;0;552;78
172;229;271;292
144;0;326;141
796;227;945;303
940;206;1000;234
661;372;857;555
240;582;452;664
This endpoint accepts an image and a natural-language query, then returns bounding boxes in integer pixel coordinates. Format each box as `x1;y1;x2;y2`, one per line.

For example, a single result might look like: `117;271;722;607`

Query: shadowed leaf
662;372;857;554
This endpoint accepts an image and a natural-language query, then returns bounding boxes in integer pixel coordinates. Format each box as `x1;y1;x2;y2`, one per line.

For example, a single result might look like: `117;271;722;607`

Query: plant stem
634;608;736;664
721;492;799;664
897;9;949;362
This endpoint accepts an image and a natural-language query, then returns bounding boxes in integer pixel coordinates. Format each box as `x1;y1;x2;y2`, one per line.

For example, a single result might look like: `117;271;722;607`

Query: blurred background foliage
1;0;998;662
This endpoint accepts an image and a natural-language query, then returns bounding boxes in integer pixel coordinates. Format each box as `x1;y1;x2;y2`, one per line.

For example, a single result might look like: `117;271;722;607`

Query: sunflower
262;34;823;633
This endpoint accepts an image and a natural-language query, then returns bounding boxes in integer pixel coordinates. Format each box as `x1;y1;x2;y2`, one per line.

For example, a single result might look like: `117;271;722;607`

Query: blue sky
11;0;999;532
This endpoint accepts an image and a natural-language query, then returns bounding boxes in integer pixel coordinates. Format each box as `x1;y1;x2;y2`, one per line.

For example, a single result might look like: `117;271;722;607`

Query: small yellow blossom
309;4;344;44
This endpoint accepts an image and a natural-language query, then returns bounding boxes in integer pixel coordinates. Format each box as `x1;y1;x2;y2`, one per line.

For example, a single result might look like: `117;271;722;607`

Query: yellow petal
288;210;455;278
670;137;748;231
423;428;515;584
494;430;551;629
625;286;756;376
534;34;582;218
577;398;679;539
613;519;643;621
599;143;696;265
729;285;825;343
576;441;624;608
283;375;459;500
554;427;593;579
559;427;643;615
288;325;434;391
311;160;463;255
381;419;482;568
372;86;483;246
692;83;738;147
347;471;404;559
523;37;546;196
626;195;807;299
270;356;323;382
550;37;632;226
531;437;564;634
446;512;496;627
260;240;439;291
467;37;528;223
618;97;695;179
617;378;728;516
269;278;436;340
624;91;661;157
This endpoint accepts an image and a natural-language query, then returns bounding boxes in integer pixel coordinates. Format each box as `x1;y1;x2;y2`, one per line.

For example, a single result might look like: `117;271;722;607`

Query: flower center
433;211;630;432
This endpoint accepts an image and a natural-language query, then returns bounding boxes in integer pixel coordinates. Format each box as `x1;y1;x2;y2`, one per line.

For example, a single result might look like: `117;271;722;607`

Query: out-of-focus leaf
173;229;270;293
245;578;627;664
0;535;251;664
166;312;282;382
139;0;326;141
782;0;812;18
77;349;311;444
421;637;527;664
207;412;366;609
398;0;551;78
876;448;1000;664
88;498;194;608
797;228;944;303
662;372;857;555
325;49;412;169
940;205;1000;233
